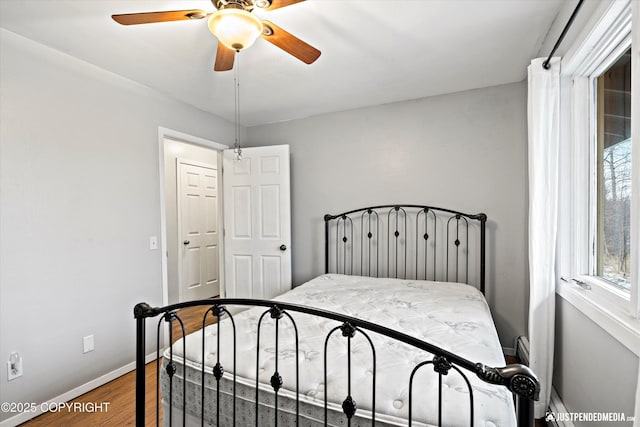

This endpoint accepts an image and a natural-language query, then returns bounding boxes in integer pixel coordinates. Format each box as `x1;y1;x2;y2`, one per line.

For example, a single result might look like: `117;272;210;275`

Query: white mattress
161;274;516;426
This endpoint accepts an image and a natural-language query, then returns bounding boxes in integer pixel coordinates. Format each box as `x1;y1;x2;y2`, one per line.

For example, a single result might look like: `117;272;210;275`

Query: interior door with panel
223;145;291;299
178;160;220;301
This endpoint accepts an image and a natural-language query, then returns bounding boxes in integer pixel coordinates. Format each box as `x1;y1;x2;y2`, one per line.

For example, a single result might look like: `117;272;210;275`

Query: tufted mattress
161;274;516;426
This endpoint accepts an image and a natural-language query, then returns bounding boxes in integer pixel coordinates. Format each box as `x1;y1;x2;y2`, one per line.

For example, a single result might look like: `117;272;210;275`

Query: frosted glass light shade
208;9;263;51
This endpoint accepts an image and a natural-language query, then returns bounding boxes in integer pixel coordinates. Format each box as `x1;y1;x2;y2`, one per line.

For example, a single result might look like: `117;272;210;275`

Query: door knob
183;240;190;245
279;244;287;251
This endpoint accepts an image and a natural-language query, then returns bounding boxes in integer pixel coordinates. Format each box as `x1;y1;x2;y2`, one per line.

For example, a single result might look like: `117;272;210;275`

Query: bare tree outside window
597;48;631;292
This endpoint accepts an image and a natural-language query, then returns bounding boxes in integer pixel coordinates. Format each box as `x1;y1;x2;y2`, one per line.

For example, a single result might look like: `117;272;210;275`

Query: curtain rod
542;0;584;69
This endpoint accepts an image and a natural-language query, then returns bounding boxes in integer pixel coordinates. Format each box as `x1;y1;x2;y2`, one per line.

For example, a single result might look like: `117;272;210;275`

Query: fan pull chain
234;50;242;161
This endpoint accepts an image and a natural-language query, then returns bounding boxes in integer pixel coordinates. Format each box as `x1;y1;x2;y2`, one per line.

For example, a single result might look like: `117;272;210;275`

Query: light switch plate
83;335;94;353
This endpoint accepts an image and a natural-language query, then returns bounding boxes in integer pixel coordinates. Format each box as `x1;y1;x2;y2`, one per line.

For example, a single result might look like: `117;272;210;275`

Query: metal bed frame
324;204;486;293
134;204;539;427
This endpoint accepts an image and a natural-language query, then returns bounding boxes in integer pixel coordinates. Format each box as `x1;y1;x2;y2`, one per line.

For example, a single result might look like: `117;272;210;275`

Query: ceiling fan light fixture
208;8;263;51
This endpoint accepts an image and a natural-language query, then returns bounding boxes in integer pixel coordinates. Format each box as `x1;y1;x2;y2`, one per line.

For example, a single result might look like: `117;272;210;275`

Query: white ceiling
0;0;564;126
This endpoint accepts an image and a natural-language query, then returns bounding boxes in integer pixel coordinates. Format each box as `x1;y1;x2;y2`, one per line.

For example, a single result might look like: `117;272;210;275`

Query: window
595;47;632;294
556;0;639;353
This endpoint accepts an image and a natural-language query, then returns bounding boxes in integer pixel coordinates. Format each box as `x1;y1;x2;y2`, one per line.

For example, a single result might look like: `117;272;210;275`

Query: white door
223;145;291;299
178;160;220;301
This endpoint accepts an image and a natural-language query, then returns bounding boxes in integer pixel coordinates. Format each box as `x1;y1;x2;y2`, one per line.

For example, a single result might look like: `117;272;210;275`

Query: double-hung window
557;0;639;354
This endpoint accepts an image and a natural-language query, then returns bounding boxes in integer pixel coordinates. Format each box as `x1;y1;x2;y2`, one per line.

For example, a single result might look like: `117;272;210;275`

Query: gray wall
554;297;638;425
538;0;640;421
246;82;529;347
0;29;234;422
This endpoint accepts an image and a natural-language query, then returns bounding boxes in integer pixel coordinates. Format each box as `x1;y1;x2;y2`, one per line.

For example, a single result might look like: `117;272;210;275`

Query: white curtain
527;56;560;419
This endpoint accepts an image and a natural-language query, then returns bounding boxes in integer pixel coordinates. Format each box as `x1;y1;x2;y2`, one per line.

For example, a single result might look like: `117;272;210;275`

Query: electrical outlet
83;335;94;354
149;236;158;250
7;352;23;381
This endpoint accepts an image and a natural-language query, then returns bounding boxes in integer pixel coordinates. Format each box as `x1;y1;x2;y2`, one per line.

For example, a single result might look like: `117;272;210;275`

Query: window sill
556;280;640;356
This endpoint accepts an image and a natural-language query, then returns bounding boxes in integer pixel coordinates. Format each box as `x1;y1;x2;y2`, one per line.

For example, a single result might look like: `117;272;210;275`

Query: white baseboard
0;351;159;427
547;387;575;427
502;346;517;357
502;336;531;362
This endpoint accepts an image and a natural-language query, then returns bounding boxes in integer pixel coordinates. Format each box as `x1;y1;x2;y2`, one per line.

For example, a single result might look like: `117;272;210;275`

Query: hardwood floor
21;359;160;426
171;303;218;342
22;308;547;426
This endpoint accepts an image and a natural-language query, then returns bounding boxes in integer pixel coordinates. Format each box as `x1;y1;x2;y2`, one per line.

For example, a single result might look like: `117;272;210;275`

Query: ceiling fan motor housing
213;0;272;12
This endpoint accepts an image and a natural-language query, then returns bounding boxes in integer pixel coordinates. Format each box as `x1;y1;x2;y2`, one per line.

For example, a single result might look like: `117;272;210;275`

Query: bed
134;204;539;427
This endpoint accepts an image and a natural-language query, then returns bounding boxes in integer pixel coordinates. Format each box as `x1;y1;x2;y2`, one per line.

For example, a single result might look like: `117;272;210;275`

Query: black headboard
324;204;487;294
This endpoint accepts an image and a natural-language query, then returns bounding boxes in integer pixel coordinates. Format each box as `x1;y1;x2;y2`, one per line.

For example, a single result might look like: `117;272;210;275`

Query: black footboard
134;299;539;427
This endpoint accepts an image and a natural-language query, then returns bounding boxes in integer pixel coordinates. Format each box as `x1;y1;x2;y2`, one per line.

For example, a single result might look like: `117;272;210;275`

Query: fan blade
112;10;208;25
214;42;236;71
263;0;305;11
261;21;321;64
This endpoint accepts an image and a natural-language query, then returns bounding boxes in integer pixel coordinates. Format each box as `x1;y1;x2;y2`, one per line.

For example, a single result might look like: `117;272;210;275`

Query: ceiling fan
112;0;321;71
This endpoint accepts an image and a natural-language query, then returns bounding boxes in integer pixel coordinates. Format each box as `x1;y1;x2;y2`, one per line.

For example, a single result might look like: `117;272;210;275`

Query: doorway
159;128;228;306
222;145;292;299
177;159;220;300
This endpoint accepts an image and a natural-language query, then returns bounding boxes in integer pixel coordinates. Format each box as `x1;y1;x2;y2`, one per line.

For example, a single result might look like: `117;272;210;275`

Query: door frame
176;158;221;302
157;127;229;317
